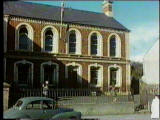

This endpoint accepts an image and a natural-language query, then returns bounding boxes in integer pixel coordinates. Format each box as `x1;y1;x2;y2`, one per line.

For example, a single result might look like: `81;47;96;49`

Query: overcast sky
29;1;159;62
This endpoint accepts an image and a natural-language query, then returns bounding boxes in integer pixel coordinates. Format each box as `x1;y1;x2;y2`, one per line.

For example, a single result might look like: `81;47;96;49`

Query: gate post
3;82;10;111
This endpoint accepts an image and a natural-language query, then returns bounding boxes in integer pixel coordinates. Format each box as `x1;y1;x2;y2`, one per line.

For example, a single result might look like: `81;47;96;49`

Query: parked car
3;97;81;119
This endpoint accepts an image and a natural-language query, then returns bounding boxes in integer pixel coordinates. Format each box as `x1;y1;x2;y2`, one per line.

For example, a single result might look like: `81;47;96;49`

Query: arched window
19;26;29;50
41;61;59;87
69;30;76;54
88;63;103;88
67;28;81;55
15;23;33;51
108;33;121;57
41;26;59;53
14;60;33;88
45;29;53;52
88;31;103;56
65;62;82;88
91;33;98;55
108;65;122;89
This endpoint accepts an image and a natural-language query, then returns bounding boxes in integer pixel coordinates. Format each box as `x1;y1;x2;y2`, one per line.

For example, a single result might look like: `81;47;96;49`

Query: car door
24;100;45;119
42;100;61;119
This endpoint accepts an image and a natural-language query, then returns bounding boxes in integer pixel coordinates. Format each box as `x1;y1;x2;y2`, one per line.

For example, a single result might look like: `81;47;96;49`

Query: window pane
110;68;117;86
91;33;98;55
18;63;31;86
45;29;53;52
69;30;76;54
43;64;56;85
90;67;98;85
26;100;41;109
110;36;116;56
19;27;29;50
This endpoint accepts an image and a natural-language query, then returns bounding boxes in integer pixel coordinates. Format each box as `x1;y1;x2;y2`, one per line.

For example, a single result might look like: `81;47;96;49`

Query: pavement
82;113;160;120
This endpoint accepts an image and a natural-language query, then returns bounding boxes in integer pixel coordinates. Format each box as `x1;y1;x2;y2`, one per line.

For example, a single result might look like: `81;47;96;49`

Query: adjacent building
3;1;131;94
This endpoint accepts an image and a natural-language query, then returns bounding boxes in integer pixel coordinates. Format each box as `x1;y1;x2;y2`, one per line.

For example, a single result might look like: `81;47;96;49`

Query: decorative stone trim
15;22;34;51
125;32;130;59
66;28;82;55
88;31;103;56
41;25;59;53
108;33;121;57
88;63;103;88
3;15;9;53
108;64;122;90
10;16;128;34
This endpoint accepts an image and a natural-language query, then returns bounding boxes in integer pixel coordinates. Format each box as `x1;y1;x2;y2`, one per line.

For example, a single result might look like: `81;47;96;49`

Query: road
82;113;160;120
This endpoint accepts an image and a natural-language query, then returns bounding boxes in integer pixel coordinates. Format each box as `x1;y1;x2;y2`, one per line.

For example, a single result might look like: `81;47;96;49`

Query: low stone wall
58;96;135;115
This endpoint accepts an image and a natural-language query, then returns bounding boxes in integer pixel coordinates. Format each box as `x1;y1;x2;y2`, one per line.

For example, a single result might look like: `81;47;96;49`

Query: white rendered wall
143;40;159;84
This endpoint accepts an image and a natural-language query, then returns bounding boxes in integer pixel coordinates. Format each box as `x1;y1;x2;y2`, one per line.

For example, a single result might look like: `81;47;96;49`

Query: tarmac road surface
82;113;160;120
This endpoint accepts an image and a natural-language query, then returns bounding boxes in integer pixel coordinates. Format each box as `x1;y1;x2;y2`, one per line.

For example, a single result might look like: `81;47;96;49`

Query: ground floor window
43;64;57;85
89;64;103;88
109;66;122;88
14;60;33;87
90;67;99;86
41;62;59;87
66;63;82;88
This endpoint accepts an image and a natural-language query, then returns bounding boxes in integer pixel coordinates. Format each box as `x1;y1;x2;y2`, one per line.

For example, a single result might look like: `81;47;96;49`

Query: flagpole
60;1;64;39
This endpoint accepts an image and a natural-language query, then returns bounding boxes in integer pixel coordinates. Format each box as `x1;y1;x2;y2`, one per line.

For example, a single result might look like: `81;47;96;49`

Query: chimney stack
102;0;113;17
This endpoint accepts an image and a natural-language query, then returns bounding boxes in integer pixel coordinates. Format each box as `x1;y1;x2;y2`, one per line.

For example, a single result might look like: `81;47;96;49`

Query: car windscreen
15;100;23;107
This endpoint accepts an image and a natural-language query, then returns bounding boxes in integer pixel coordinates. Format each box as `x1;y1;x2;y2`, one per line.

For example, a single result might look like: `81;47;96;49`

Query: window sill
15;49;33;52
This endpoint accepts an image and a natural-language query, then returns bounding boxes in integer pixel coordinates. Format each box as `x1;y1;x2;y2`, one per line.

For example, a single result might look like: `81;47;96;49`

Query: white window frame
14;60;34;87
41;25;59;53
15;23;34;51
88;63;103;87
108;33;121;57
66;28;82;55
88;31;103;56
65;62;82;84
108;64;122;89
40;61;59;86
4;15;9;53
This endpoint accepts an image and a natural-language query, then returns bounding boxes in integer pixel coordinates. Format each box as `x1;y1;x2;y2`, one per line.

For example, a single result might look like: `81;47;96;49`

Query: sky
28;1;159;62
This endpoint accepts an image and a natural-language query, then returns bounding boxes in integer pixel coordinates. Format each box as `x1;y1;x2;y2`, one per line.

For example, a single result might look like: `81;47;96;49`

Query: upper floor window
88;31;103;56
19;26;29;50
45;29;53;52
41;26;59;53
91;33;98;55
15;23;33;51
69;30;76;54
110;35;116;57
108;33;121;57
67;29;81;55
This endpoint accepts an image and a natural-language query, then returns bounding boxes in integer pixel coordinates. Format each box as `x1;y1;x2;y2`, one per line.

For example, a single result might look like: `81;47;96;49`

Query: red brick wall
7;19;126;58
6;17;128;92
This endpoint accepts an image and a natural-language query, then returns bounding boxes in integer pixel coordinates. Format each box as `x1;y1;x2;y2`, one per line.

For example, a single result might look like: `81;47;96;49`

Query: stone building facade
4;1;131;94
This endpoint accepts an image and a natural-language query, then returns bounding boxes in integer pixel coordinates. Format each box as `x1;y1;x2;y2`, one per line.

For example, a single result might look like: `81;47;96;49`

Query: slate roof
3;1;130;32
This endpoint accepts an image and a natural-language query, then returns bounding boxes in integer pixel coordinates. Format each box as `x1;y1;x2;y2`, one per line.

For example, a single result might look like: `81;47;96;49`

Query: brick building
3;1;131;94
